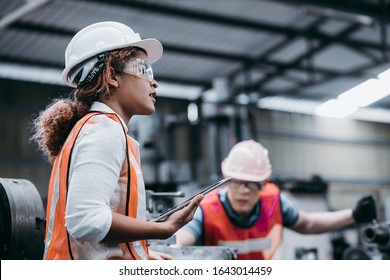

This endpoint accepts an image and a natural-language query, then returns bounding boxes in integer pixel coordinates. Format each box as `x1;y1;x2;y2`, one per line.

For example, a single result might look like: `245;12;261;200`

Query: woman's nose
151;79;158;88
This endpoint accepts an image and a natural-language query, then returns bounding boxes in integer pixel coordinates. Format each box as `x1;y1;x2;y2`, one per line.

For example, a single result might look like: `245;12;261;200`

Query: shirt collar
90;102;128;132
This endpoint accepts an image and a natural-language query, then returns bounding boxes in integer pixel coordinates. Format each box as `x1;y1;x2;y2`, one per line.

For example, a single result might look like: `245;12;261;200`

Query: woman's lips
149;92;156;103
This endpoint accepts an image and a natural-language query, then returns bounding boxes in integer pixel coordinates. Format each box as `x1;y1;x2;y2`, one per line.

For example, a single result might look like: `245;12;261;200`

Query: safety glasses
119;58;153;81
229;180;263;192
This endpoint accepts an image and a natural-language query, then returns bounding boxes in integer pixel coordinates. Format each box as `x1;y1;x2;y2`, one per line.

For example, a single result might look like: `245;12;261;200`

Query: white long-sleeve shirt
65;102;143;244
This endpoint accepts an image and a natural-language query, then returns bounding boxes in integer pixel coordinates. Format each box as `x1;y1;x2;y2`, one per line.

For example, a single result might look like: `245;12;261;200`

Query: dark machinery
340;221;390;260
362;221;390;260
0;177;45;260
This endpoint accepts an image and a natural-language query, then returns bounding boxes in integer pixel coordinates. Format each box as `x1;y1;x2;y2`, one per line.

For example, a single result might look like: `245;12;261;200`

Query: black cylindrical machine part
363;224;390;245
0;178;45;259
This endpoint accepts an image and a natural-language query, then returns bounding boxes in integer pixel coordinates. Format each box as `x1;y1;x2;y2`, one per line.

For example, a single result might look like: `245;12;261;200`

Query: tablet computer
149;177;231;222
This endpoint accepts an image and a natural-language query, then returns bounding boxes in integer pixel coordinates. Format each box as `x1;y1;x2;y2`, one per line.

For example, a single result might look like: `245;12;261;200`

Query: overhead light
338;78;390;107
258;95;390;123
258;96;318;114
301;5;374;26
315;99;358;118
315;68;390;119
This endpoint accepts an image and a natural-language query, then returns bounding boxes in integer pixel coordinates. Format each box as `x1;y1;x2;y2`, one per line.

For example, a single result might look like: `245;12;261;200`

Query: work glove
352;195;377;224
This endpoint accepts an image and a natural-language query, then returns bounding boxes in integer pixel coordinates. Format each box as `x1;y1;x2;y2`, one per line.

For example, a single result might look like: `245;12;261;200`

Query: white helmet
221;140;272;182
62;21;163;87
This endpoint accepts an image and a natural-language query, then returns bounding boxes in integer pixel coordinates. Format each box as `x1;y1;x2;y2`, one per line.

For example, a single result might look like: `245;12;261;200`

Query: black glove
352;195;377;224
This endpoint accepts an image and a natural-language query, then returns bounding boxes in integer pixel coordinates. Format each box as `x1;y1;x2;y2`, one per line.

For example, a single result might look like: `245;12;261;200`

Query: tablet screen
149;177;231;222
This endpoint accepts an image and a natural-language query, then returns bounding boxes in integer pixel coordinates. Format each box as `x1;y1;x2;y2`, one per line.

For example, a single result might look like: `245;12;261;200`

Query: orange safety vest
201;183;283;260
43;112;149;260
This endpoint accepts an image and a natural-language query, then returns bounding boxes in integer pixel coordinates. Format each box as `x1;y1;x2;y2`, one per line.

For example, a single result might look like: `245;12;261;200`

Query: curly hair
31;47;142;162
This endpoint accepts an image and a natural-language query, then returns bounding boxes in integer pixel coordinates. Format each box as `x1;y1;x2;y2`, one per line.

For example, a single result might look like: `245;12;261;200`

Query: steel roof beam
74;0;387;52
255;23;365;89
0;0;50;28
272;0;390;23
8;21;340;78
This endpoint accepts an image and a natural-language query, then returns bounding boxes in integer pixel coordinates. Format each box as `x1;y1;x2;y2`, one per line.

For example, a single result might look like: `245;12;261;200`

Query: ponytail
31;97;88;162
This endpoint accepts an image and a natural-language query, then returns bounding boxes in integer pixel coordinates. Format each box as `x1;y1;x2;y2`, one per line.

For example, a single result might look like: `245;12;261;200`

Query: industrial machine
0;177;45;260
362;221;390;260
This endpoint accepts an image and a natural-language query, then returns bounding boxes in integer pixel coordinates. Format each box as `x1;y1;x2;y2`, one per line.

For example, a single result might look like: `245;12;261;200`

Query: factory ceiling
1;0;390;119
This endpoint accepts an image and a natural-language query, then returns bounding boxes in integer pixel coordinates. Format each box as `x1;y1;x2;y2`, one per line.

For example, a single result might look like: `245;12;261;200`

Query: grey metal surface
149;244;237;260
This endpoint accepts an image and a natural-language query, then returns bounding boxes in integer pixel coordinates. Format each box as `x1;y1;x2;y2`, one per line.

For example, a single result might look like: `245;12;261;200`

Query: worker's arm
175;228;197;246
175;206;204;246
291;195;377;234
290;209;354;234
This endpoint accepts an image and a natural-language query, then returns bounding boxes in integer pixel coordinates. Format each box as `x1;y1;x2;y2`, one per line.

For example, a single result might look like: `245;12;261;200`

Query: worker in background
31;21;203;260
175;140;377;260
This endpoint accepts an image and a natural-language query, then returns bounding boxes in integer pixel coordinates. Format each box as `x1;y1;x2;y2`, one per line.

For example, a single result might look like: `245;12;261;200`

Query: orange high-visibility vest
43;112;149;260
202;183;283;260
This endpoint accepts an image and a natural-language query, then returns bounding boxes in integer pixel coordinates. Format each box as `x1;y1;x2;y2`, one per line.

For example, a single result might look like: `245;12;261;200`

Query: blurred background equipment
0;177;45;260
145;189;185;221
273;175;328;194
342;246;372;260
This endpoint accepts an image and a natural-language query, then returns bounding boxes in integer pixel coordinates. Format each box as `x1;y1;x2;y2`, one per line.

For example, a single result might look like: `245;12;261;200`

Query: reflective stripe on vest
202;183;283;260
43;112;148;260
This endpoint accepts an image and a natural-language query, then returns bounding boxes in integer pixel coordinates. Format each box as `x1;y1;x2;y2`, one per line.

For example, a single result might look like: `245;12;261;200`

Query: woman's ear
107;67;119;88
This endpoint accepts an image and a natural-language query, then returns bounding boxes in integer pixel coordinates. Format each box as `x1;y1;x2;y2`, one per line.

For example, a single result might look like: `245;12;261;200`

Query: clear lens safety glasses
120;58;154;81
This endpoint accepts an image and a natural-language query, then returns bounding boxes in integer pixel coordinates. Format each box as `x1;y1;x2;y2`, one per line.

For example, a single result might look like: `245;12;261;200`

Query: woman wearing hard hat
176;140;377;260
32;21;203;260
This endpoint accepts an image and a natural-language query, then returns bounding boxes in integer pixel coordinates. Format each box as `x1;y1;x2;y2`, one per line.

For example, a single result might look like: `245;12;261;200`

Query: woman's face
111;50;158;122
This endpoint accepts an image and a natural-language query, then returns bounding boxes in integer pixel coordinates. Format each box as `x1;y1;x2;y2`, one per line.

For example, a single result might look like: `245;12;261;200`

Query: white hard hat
62;21;163;87
221;140;272;182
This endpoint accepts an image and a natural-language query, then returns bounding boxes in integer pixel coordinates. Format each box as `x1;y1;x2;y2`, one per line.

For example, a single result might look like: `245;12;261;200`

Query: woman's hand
162;194;204;236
